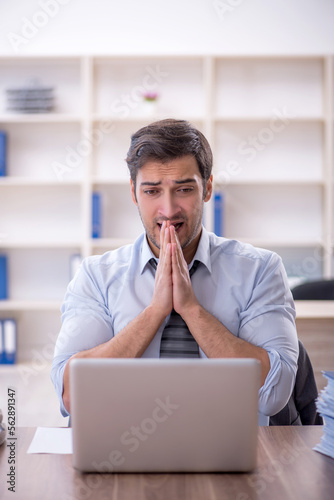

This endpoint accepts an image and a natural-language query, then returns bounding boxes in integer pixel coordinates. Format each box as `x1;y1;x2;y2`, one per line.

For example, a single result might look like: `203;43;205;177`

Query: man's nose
158;192;180;219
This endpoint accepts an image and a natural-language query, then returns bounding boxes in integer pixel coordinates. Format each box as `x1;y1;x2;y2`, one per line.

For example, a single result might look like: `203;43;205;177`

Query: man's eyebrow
174;178;196;185
140;178;197;187
140;181;162;187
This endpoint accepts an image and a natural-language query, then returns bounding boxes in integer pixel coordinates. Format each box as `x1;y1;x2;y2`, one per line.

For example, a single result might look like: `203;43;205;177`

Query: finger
170;225;187;273
159;221;169;267
171;241;178;272
159;225;172;276
159;220;166;252
170;225;184;259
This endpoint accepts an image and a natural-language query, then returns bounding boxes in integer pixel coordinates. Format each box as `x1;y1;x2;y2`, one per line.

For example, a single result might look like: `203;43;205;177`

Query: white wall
0;0;334;56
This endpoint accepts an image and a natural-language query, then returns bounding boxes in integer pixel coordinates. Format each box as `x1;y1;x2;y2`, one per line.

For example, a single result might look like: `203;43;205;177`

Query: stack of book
314;371;334;459
6;82;54;113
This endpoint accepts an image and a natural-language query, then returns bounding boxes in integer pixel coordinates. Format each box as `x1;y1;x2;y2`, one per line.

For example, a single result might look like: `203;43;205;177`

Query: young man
51;119;298;425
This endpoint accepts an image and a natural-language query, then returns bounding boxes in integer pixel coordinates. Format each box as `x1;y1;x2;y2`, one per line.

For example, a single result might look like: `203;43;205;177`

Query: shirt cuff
258;348;295;417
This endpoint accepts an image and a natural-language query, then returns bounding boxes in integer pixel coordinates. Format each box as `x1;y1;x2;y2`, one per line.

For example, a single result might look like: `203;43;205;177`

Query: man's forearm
62;304;167;413
182;303;270;387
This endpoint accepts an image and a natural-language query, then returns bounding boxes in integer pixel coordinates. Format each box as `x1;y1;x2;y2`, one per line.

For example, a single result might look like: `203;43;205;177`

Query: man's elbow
259;362;296;417
62;387;71;415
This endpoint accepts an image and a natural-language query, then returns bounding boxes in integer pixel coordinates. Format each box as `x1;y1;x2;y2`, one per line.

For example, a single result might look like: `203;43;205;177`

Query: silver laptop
70;358;260;473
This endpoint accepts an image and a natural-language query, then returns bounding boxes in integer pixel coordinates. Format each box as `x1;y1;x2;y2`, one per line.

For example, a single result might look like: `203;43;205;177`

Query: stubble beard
137;205;204;252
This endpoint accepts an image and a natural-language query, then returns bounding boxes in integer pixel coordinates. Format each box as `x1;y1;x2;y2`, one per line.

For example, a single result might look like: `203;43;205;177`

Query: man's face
130;155;213;262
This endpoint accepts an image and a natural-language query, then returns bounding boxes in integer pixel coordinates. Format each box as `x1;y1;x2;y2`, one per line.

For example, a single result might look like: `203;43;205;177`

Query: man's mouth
157;221;184;232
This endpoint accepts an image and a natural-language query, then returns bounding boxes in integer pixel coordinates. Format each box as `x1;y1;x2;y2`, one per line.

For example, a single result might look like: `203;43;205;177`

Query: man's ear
130;179;137;205
204;175;213;202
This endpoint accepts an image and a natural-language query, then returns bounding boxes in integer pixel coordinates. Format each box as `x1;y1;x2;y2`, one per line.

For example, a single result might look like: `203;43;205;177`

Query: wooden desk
0;427;333;500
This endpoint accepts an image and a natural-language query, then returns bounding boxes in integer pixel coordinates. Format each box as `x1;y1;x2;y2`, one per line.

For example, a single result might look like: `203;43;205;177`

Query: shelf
226;238;326;248
0;114;82;123
0;300;62;311
218;179;325;187
0;241;82;249
0;178;82;187
92;114;205;123
294;301;334;318
90;237;136;249
213;116;324;123
92;177;129;186
0;53;332;361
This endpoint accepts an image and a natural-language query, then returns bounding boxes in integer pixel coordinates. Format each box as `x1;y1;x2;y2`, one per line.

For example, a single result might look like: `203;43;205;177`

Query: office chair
291;279;334;300
269;340;323;426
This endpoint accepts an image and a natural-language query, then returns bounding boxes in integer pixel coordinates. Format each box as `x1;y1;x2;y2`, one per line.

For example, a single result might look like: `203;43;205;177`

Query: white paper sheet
27;427;73;454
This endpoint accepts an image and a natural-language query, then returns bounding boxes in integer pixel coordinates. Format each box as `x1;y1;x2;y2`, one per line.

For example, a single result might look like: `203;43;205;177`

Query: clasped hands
151;221;199;320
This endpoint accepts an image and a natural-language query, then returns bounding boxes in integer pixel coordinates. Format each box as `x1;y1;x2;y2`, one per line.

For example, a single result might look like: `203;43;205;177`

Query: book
6;85;54;113
0;255;8;300
0;131;6;176
0;321;3;363
313;371;334;459
214;191;224;237
92;192;102;238
1;319;17;364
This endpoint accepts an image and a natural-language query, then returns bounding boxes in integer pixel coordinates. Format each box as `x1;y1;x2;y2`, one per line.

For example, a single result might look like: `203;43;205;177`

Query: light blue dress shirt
51;227;299;425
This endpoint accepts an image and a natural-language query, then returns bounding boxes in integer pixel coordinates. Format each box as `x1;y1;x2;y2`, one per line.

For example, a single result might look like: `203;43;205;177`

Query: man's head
126;120;213;262
126;119;213;198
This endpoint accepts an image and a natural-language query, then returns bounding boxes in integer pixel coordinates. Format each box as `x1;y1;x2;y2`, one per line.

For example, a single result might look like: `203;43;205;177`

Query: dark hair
125;119;213;194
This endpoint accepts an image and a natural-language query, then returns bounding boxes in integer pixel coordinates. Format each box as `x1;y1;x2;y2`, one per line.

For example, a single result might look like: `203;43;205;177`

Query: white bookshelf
0;54;333;360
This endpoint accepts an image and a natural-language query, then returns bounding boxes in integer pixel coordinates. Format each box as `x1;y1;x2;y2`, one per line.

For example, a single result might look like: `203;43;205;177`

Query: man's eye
144;189;158;196
178;188;193;193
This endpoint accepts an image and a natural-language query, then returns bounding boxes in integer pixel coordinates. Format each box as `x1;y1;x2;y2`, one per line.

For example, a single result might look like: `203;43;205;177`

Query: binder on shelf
0;321;3;363
1;319;17;364
213;191;224;237
0;131;6;176
92;192;102;238
0;255;8;300
70;254;82;281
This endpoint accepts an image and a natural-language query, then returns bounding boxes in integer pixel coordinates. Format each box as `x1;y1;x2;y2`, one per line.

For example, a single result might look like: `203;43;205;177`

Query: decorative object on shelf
0;319;17;364
0;409;6;446
214;191;224;237
5;79;54;113
0;255;8;300
141;91;159;117
0;131;6;176
92;192;102;238
314;371;334;459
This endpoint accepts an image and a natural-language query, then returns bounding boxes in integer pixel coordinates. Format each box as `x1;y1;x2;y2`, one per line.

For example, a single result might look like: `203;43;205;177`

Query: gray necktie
149;258;200;358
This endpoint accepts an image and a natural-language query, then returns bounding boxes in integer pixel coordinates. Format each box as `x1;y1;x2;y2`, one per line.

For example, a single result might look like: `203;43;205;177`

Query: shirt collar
139;234;159;275
139;226;212;275
190;226;212;273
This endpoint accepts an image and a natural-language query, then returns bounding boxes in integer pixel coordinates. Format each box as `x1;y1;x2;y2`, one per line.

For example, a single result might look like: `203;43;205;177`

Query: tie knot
189;260;199;277
149;258;158;271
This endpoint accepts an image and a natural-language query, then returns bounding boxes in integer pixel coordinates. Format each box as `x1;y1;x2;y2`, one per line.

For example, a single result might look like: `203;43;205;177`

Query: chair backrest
269;340;323;426
291;279;334;300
